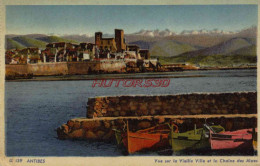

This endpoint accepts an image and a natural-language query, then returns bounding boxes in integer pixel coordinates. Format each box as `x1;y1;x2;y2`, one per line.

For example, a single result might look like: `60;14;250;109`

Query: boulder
69;129;84;139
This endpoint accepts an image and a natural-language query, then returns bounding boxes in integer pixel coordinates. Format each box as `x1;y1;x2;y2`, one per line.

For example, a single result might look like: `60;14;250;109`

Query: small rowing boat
169;124;225;153
209;128;254;150
115;121;178;154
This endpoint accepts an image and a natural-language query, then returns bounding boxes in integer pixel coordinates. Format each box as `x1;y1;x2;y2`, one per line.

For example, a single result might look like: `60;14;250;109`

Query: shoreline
5;68;256;82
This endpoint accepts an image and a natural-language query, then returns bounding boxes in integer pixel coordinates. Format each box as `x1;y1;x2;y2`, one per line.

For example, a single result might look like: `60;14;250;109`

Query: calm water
5;69;257;156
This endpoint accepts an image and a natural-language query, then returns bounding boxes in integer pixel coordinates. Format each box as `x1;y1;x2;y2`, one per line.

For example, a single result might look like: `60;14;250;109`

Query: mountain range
5;26;257;66
159;37;256;66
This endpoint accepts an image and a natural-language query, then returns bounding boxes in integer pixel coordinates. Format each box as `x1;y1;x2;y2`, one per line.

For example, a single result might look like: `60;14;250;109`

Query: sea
5;69;257;156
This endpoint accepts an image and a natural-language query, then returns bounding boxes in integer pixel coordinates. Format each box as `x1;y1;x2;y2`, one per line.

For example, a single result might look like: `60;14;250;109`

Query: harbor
5;69;257;156
57;92;257;155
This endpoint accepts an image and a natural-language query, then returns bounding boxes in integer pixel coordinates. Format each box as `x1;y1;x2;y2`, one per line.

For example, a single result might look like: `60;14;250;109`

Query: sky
6;5;258;35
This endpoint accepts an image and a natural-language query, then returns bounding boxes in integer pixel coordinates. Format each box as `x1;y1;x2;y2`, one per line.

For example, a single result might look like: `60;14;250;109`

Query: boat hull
170;125;225;153
117;122;178;154
170;138;207;152
122;132;169;154
210;128;253;150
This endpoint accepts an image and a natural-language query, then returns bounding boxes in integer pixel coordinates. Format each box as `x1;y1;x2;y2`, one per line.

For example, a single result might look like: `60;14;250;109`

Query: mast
127;120;130;154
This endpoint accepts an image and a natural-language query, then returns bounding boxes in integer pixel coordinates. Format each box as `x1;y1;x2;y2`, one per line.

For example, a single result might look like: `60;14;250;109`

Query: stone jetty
57;92;257;141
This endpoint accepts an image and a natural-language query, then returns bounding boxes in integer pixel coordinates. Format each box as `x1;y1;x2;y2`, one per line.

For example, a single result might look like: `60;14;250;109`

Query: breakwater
57;92;257;141
86;92;256;118
6;60;126;76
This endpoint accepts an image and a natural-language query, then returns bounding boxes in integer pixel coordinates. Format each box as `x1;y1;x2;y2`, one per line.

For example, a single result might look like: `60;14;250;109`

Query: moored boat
209;128;254;150
169;124;225;153
115;121;178;154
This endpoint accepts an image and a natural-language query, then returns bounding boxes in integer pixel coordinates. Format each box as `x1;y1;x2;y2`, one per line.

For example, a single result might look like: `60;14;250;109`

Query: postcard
0;0;259;166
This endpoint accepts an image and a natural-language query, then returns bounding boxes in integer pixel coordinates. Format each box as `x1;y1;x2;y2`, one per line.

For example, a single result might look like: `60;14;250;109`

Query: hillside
6;38;25;50
157;42;257;66
129;40;200;57
175;37;253;58
129;40;156;49
36;36;79;44
12;36;47;49
61;35;94;43
227;45;256;56
150;40;199;57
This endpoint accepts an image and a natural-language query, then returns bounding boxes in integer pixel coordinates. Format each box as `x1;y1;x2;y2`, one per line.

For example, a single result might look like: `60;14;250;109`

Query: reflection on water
5;69;257;156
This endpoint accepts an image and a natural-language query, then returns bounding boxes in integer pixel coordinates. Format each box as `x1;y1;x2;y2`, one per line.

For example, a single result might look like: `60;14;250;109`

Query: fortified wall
6;61;126;76
57;92;257;141
28;62;68;75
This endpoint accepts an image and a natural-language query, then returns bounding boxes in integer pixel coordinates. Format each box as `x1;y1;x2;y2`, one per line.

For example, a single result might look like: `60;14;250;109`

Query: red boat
210;128;253;150
121;121;178;154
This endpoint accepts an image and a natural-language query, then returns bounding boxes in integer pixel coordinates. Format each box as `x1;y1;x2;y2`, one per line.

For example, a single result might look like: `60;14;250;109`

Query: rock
139;104;147;111
233;109;239;114
130;105;137;111
222;109;228;114
240;97;247;102
179;102;184;107
82;120;101;130
72;121;81;130
96;130;105;138
57;127;69;140
161;111;168;115
67;120;74;128
101;109;107;114
69;129;84;139
102;103;109;108
116;106;121;111
103;120;111;129
182;111;189;115
191;109;197;114
113;111;119;116
96;97;103;102
61;124;69;133
120;111;126;116
196;109;202;114
136;110;143;116
94;103;102;110
85;130;97;139
103;130;114;140
141;109;149;115
158;117;165;123
86;109;94;118
93;112;97;117
150;109;156;115
107;107;116;112
97;111;103;117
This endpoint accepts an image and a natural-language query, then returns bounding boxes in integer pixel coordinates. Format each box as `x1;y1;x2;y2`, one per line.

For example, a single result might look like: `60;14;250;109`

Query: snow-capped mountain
133;29;176;37
131;26;256;37
180;29;236;35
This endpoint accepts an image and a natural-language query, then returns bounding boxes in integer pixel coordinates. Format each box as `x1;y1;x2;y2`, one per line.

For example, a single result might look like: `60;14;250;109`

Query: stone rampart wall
6;60;127;76
99;60;126;73
67;62;100;75
6;64;28;75
27;62;68;76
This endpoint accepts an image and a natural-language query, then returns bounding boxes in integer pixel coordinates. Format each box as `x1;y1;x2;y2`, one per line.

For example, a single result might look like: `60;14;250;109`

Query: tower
95;32;102;47
115;29;126;52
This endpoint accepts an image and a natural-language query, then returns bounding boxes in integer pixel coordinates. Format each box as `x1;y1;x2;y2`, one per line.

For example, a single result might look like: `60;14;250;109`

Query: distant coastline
5;68;256;82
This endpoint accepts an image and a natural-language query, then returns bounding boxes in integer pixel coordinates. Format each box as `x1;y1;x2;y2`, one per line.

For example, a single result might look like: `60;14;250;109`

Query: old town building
95;29;126;53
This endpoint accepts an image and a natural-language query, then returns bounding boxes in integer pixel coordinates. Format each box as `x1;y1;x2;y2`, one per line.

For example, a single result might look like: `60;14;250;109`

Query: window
108;40;110;44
